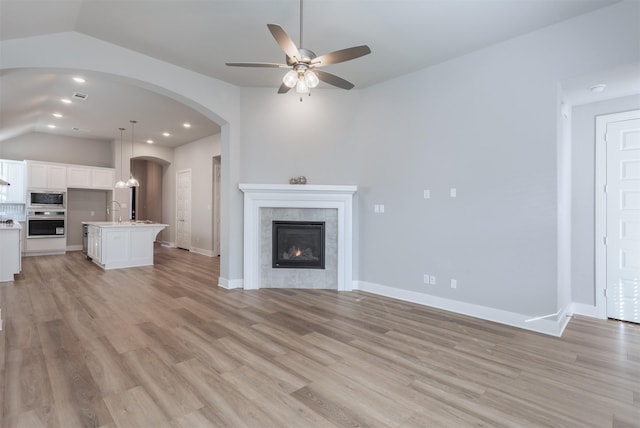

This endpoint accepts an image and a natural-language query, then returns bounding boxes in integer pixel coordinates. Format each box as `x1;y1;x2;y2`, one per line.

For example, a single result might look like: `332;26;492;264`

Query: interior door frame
176;168;192;250
595;109;639;319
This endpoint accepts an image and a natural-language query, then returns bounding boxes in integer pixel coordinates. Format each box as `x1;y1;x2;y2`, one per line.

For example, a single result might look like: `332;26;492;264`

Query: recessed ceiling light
47;124;56;129
61;98;72;104
183;123;191;128
162;132;170;137
52;113;63;118
590;84;607;93
146;140;154;144
73;76;86;83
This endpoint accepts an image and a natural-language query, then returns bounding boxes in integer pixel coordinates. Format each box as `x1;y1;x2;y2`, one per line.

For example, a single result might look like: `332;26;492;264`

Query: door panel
176;169;192;250
606;116;640;323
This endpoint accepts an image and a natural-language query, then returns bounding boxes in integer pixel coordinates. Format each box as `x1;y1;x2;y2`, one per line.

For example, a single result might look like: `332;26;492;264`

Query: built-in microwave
28;190;66;208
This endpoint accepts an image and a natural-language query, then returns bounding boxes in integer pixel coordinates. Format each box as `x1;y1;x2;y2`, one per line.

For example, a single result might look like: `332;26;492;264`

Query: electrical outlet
450;188;457;198
379;204;385;213
451;279;457;289
423;189;430;199
430;275;436;285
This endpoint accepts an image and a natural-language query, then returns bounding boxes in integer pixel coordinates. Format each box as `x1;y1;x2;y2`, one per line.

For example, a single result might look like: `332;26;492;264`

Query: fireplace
239;183;356;290
272;221;325;269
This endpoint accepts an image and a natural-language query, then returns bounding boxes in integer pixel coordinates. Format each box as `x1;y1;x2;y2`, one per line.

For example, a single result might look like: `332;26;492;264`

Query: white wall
174;133;221;255
571;95;640;305
0;132;113;167
347;2;639;327
216;1;640;333
238;88;360;185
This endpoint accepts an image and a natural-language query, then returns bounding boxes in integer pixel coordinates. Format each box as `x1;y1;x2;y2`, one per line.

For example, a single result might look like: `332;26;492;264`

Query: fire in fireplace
272;221;325;269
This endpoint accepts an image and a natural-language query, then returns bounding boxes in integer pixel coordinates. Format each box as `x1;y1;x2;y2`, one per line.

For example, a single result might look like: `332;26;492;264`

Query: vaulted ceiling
0;0;626;146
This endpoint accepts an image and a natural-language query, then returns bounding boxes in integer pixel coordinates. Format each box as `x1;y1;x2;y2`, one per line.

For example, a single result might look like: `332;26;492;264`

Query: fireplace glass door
272;221;325;269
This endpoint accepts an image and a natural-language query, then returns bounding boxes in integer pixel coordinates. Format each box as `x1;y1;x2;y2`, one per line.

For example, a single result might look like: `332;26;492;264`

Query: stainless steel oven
28;191;66;209
27;210;66;238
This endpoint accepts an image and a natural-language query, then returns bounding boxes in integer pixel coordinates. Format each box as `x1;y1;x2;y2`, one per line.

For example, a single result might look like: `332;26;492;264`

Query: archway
0;32;244;286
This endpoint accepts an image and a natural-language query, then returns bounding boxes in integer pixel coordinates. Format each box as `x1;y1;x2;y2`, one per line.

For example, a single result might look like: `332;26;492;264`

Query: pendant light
126;120;140;188
114;127;127;188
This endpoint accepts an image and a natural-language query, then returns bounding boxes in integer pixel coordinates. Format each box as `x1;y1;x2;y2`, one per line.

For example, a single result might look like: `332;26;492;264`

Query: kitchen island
83;221;168;270
0;222;21;282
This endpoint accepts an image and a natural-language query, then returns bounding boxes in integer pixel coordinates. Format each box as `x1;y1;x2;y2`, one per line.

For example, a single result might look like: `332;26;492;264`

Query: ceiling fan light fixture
304;70;319;88
283;70;298;88
295;77;309;94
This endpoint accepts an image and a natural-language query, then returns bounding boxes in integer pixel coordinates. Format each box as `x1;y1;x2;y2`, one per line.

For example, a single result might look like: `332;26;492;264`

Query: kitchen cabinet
0;159;26;203
87;224;102;262
66;166;91;188
0;223;22;282
83;221;167;269
67;166;115;190
27;161;67;190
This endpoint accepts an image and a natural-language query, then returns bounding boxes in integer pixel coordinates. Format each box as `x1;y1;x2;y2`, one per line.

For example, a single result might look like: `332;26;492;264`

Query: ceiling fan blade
277;83;292;94
267;24;301;62
225;62;287;68
312;45;371;66
315;70;355;90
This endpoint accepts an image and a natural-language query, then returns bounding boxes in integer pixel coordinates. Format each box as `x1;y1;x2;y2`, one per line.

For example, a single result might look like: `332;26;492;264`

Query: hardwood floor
1;246;639;427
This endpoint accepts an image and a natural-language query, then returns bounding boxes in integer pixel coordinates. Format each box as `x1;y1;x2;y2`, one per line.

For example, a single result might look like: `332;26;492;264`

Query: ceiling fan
225;0;371;99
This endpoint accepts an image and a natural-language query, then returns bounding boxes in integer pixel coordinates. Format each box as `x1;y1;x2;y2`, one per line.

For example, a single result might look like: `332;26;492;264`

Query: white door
604;113;640;323
176;169;192;250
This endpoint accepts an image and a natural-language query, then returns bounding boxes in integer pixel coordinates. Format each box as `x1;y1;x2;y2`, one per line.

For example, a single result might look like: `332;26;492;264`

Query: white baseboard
190;247;215;257
570;302;603;319
160;241;176;248
353;280;568;337
218;277;243;289
66;245;82;252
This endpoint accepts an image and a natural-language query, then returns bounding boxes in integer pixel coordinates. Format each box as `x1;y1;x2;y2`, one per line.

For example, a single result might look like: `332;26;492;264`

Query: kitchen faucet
107;200;122;223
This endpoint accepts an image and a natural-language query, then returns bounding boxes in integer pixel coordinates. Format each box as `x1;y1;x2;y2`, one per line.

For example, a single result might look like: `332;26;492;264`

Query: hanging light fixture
126;120;140;187
114;127;127;188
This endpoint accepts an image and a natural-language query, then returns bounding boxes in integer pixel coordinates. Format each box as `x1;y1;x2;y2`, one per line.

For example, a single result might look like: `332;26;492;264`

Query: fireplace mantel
239;184;357;290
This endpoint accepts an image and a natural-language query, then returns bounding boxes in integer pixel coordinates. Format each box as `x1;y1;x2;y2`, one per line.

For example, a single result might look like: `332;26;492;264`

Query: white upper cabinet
27;161;67;190
67;166;92;188
91;168;115;189
27;161;115;190
0;160;26;203
67;165;115;189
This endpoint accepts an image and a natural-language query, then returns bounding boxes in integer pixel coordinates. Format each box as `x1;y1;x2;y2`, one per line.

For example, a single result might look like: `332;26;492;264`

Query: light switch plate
450;188;457;198
423;189;430;199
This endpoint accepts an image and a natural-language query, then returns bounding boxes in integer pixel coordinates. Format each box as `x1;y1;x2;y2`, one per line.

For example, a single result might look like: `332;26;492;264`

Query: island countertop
0;222;22;230
82;221;168;228
84;222;168;270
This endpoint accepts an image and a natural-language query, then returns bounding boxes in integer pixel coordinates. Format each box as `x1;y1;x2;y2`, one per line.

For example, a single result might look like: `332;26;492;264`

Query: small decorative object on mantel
289;176;307;184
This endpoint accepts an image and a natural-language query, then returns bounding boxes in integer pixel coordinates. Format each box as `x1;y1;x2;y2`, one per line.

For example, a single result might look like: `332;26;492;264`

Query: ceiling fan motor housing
288;48;316;66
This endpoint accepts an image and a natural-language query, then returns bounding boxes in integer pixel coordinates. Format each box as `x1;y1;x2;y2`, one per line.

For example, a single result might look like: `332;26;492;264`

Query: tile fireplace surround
239;184;357;290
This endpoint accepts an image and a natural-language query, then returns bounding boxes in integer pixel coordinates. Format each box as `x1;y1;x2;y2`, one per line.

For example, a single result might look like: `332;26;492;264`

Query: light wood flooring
1;246;639;427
